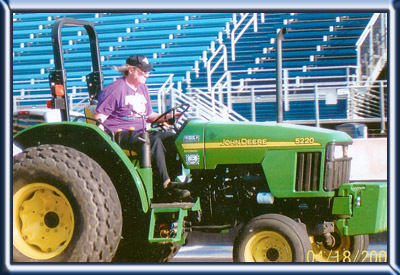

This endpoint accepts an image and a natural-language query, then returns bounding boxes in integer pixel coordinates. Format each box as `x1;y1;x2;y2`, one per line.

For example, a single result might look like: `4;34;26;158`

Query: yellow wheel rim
13;183;75;260
244;231;293;262
309;230;352;262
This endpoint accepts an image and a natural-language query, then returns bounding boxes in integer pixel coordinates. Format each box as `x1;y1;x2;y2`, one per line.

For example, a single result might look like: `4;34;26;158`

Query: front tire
233;214;312;262
13;144;122;262
309;225;369;262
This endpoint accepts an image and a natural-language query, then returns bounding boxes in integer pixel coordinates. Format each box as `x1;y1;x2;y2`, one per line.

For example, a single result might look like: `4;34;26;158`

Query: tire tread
13;144;122;262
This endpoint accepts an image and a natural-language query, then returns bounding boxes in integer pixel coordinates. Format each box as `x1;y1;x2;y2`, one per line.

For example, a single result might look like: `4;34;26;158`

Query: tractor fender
13;122;150;213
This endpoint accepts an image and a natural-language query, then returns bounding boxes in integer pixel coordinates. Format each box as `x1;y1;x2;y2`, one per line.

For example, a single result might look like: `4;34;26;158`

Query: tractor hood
175;119;352;170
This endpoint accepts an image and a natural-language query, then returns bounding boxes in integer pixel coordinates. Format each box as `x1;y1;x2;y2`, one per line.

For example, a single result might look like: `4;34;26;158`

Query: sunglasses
134;67;150;76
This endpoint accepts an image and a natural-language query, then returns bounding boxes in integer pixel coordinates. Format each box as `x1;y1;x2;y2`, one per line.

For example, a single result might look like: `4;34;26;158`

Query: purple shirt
96;77;153;132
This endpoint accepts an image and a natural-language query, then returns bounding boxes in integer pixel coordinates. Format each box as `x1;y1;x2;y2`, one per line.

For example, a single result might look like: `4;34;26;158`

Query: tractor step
151;202;196;209
148;198;201;244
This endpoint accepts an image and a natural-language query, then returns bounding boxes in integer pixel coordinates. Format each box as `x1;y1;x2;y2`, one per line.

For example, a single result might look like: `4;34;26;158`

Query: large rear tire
13;144;122;262
233;214;312;262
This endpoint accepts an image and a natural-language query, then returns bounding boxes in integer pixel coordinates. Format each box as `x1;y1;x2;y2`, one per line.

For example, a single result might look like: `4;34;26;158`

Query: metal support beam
380;81;386;133
276;28;286;123
314;85;320;128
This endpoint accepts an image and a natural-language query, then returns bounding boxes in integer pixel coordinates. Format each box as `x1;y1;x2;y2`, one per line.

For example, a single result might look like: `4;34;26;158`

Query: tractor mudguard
13;122;150;213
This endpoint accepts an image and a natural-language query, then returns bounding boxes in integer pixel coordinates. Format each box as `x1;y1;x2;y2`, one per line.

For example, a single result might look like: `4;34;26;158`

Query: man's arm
147;112;161;123
94;112;109;131
147;111;182;123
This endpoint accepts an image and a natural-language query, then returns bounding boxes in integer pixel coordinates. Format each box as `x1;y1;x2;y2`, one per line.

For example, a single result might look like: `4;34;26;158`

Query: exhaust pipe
276;28;286;123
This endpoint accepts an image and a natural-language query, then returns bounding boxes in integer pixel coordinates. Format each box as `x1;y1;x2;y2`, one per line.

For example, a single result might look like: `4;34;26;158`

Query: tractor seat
115;129;139;159
84;104;97;125
84;104;139;160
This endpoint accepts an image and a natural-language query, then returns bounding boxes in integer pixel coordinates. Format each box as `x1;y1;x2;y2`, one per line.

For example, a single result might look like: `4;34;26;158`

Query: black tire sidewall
350;234;369;262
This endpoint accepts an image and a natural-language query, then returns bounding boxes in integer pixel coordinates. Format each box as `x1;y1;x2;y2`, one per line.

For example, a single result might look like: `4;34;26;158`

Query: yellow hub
13;183;75;260
309;231;352;262
244;231;293;262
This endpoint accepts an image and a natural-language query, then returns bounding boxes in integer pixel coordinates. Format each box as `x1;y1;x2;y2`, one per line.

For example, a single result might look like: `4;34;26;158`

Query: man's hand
165;111;182;123
94;112;109;131
148;110;183;128
162;121;171;129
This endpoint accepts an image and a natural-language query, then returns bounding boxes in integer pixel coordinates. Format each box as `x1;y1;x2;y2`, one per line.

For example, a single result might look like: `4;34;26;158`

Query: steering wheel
151;103;190;131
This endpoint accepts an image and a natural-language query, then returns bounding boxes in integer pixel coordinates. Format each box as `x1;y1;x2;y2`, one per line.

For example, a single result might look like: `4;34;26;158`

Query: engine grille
324;157;351;191
296;152;321;191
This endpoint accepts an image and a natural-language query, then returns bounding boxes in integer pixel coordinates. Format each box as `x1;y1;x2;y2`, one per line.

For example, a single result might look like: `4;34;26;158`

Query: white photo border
4;1;397;273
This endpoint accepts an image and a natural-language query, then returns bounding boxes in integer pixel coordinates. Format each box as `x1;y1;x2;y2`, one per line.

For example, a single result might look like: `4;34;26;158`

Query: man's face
132;66;149;84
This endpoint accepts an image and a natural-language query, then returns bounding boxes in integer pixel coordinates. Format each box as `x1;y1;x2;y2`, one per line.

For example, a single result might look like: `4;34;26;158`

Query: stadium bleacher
13;12;378;123
13;12;233;112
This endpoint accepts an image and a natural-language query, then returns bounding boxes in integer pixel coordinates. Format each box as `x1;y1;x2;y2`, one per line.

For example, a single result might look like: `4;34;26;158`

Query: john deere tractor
12;18;387;262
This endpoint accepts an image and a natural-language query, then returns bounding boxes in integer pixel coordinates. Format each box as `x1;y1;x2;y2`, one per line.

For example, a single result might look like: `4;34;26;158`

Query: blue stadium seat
13;13;96;21
13;17;231;39
14;45;209;63
13;12;374;124
279;13;373;21
273;19;369;30
13;26;225;47
260;39;358;49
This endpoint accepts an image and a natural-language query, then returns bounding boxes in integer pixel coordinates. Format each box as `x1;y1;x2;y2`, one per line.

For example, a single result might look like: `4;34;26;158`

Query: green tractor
12;18;387;262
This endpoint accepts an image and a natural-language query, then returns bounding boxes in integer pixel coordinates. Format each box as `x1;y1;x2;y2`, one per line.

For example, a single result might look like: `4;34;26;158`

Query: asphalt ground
170;232;388;263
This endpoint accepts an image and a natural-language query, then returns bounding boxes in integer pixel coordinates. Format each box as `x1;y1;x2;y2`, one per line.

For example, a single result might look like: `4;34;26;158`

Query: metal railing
194;65;387;132
13;65;387;134
230;13;258;61
150;74;175;114
356;13;387;85
188;88;248;121
13;74;98;112
13;73;178;114
13;92;88;112
153;83;247;122
12;68;248;123
348;80;387;133
206;44;228;91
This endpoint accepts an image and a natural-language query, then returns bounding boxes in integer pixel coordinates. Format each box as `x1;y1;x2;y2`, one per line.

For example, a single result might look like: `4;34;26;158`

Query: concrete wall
349;137;387;181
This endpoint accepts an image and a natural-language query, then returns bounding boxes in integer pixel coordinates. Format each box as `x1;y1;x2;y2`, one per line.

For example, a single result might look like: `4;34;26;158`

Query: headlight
333;145;344;159
326;143;350;160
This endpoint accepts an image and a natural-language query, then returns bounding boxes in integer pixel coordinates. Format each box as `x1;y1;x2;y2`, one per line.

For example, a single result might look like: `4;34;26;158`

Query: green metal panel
149;208;188;244
137;167;153;200
262;149;296;197
176;119;352;198
204;122;272;168
177;120;351;170
13;122;150;213
175;120;207;169
261;149;334;198
148;199;201;244
332;196;352;215
333;182;387;235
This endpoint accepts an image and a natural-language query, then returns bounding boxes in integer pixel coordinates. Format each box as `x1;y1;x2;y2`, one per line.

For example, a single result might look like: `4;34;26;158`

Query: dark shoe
165;185;191;199
169;174;192;189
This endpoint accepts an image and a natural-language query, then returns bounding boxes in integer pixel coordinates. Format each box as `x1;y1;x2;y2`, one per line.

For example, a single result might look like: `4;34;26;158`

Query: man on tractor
94;55;191;200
